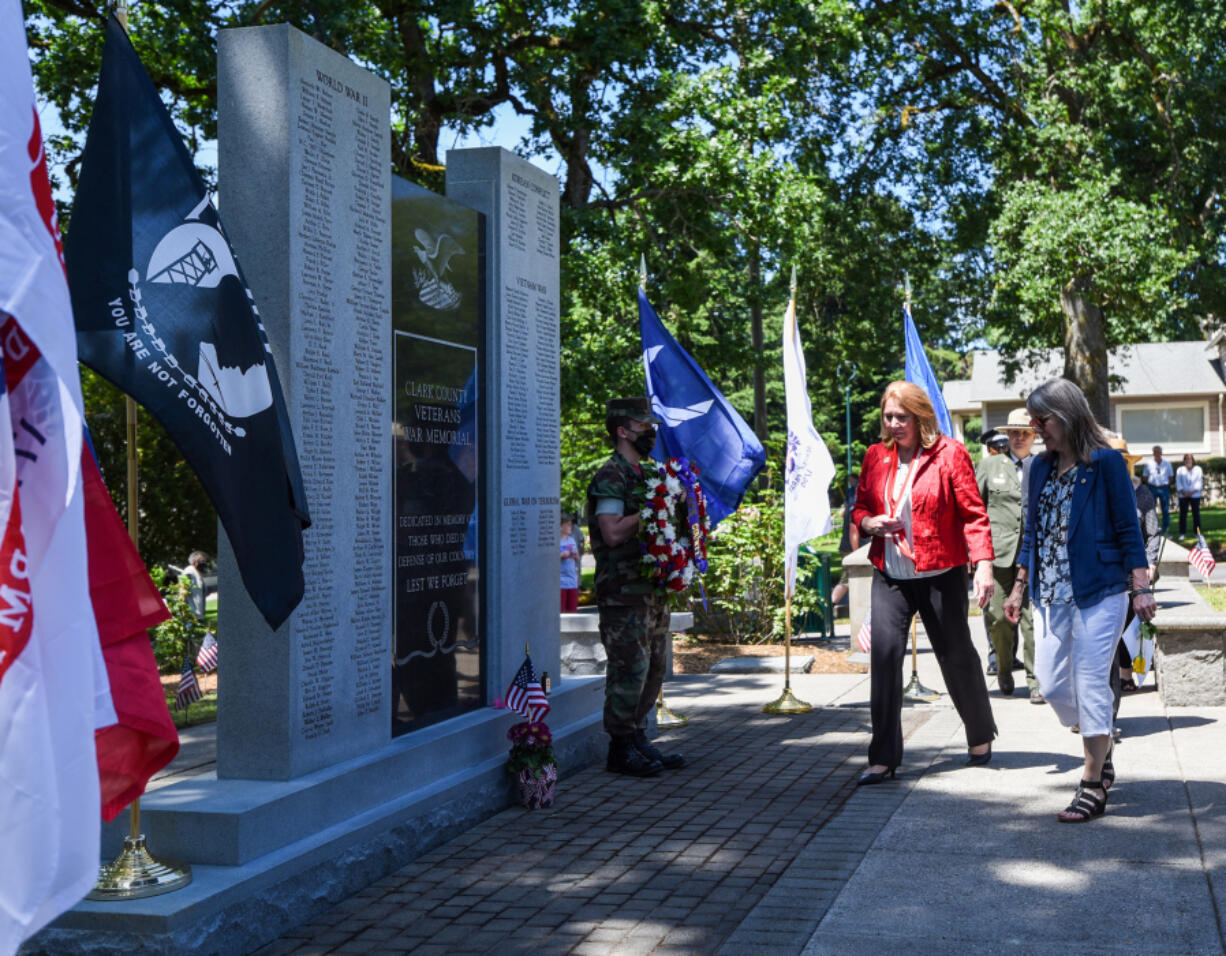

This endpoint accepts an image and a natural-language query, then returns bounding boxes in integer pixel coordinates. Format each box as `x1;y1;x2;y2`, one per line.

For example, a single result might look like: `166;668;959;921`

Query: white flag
782;290;835;594
0;4;115;948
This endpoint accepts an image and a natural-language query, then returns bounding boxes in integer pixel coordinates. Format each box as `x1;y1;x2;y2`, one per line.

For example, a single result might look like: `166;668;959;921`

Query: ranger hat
982;429;1010;451
998;407;1034;432
605;397;661;425
1107;436;1144;471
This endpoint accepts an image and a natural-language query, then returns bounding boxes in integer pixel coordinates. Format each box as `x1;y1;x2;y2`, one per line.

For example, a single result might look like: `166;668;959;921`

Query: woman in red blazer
851;381;997;784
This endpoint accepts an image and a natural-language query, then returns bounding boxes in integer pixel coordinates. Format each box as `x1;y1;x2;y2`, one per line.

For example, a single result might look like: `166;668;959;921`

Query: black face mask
631;427;657;456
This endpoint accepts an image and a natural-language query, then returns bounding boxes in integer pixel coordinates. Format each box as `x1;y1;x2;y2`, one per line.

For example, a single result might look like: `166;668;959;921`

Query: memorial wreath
638;457;710;596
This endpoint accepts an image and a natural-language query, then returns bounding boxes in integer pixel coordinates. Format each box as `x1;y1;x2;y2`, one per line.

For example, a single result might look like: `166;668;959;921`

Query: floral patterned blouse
1035;465;1078;606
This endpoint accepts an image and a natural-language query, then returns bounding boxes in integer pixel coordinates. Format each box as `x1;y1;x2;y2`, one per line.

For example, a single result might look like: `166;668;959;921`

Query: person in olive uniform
976;407;1042;702
587;397;685;776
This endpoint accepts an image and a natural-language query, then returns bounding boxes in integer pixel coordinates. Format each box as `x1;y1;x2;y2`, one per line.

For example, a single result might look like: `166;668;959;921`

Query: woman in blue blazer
1003;379;1156;822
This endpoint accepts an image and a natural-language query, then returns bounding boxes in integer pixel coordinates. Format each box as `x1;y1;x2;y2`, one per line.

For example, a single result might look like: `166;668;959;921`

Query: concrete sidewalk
255;624;1226;955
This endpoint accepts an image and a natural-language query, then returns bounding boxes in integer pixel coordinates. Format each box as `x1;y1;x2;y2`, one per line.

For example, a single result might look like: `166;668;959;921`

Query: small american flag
505;654;550;722
196;632;218;673
1190;532;1216;580
175;654;202;711
855;610;872;654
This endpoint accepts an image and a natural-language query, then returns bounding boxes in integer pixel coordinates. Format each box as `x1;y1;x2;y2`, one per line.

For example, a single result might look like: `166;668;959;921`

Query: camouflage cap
605;397;661;425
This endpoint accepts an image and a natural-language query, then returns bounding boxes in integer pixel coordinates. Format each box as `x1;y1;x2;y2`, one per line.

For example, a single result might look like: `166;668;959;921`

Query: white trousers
1033;594;1128;738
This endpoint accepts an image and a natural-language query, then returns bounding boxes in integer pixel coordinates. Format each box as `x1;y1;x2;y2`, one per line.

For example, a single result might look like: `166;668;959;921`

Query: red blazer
851;435;994;573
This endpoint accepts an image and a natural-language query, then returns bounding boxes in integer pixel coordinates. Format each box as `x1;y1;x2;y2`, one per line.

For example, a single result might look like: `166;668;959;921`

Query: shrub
148;566;203;673
698;484;830;643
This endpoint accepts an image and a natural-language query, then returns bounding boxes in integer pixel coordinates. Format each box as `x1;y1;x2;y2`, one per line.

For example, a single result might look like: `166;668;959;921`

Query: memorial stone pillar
446;150;562;694
216;24;392;779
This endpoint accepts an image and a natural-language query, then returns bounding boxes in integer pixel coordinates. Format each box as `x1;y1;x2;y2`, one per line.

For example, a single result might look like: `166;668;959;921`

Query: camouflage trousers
598;600;670;737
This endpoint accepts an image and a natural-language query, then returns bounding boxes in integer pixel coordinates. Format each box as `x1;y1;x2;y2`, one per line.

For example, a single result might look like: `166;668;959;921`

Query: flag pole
640;254;688;727
765;266;812;715
902;608;941;701
89;1;192;901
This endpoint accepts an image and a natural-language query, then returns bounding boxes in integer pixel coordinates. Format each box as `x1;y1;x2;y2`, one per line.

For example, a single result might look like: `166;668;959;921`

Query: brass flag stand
902;618;941;701
89;5;192;899
763;581;812;714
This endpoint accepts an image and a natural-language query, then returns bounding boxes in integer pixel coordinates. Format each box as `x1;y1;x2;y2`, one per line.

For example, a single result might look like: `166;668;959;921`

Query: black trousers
869;567;997;768
1179;496;1202;537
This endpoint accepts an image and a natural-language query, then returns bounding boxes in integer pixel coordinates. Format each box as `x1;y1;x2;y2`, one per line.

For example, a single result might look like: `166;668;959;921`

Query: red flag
82;447;179;821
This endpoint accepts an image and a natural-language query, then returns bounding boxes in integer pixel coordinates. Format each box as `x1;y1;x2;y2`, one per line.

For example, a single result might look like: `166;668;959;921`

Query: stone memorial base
560;611;694;678
28;681;603;956
709;655;815;674
1154;616;1226;707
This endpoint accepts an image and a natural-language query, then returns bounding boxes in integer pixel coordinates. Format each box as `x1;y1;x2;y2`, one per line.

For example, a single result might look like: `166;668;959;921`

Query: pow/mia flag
65;16;309;630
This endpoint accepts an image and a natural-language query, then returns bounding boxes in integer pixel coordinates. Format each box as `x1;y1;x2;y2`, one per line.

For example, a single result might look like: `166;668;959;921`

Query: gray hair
1026;378;1111;465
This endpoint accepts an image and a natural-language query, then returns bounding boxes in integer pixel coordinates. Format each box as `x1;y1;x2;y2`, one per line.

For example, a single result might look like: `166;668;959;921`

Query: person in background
1176;453;1204;539
1144;445;1173;534
1106;436;1161;712
852;381;996;785
1005;379;1155;822
977;408;1042;703
982;430;1022;679
182;550;208;621
830;473;860;610
560;515;580;612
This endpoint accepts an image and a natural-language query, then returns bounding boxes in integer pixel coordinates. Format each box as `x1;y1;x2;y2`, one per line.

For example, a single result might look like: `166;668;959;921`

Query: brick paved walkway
256;684;930;955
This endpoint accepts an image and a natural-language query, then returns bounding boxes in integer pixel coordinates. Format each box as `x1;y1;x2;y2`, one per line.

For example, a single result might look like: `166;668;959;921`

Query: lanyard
884;450;923;562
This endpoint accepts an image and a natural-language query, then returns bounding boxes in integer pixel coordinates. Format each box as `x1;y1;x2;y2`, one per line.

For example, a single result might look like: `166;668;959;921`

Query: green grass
1193;583;1226;612
1169;506;1226;554
165;689;218;729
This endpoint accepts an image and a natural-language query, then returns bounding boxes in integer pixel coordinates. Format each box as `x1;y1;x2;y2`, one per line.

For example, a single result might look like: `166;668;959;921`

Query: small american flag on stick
855;610;872;654
196;632;218;674
1190;532;1216;581
175;654;202;711
505;654;550;722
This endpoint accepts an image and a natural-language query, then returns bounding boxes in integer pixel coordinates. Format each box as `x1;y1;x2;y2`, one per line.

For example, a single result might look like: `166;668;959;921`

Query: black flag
65;17;309;629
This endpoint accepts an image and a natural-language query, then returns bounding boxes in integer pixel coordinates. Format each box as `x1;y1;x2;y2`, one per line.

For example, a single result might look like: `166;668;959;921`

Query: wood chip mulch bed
671;639;867;675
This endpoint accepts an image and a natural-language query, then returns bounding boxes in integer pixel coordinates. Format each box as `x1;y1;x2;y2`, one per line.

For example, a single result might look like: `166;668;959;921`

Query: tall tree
848;0;1226;420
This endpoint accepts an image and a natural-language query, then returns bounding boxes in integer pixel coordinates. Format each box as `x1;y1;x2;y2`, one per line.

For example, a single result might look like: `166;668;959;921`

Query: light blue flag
903;302;953;436
639;289;766;526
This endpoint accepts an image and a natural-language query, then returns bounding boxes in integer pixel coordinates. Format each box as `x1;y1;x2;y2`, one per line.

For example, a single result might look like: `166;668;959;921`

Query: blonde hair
879;380;941;450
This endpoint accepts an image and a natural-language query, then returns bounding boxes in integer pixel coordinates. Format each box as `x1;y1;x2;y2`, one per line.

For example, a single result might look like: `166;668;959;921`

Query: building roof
942;378;980;415
968;341;1226;402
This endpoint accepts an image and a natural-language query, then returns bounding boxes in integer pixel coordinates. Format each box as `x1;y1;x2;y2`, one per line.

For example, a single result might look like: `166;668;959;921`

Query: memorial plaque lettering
391;183;485;735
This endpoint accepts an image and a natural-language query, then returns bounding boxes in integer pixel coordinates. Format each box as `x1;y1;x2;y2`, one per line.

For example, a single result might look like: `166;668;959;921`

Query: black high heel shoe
965;746;992;767
856;767;897;786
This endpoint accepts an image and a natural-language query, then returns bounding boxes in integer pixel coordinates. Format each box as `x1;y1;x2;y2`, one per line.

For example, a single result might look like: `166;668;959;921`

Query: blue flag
64;17;309;630
903;302;953;436
639;289;765;525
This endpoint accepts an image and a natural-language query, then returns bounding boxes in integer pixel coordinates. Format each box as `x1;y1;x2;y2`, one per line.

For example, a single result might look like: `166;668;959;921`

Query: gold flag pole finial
789;263;797;297
903;272;912;310
639;253;647;291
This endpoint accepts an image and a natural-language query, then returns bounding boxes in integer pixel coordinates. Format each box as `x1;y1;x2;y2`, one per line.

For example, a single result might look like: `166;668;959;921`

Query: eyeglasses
1029;415;1050;429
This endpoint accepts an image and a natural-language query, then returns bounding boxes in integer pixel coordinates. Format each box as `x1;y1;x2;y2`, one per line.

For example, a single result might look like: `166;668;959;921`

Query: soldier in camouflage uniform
588;397;686;776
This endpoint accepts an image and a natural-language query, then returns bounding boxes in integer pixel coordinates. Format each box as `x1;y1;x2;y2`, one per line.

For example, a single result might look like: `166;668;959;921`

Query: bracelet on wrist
1129;587;1153;597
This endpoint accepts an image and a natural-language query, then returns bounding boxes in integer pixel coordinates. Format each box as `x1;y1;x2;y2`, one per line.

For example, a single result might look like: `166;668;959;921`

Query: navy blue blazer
1017;448;1149;608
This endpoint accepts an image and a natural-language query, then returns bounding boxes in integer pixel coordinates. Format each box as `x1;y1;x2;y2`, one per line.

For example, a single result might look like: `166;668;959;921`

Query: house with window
943;339;1226;457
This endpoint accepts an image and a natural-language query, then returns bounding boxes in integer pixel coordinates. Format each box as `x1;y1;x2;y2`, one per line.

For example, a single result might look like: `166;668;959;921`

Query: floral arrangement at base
506;720;557;809
639;457;711;597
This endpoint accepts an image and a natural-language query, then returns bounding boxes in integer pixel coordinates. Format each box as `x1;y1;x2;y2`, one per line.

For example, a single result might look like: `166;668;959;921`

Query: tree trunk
1060;277;1110;425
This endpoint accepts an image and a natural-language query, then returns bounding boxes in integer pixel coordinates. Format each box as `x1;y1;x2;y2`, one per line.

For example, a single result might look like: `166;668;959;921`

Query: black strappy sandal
1058;779;1107;823
1101;748;1115;791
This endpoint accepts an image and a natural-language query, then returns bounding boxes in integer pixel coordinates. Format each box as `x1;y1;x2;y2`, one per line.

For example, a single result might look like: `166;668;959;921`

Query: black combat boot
633;729;685;769
607;736;662;776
